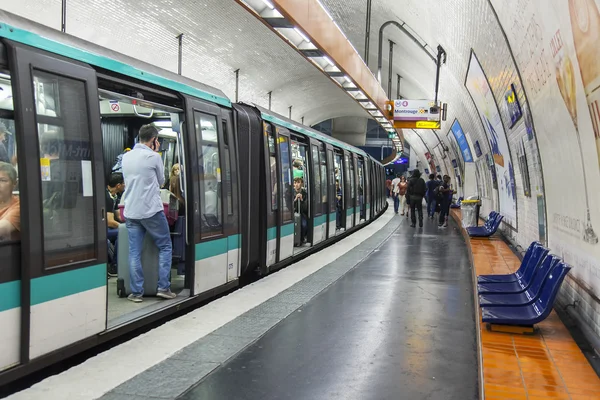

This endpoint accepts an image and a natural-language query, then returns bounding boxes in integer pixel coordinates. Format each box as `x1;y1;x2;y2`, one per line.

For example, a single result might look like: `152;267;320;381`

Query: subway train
0;11;387;385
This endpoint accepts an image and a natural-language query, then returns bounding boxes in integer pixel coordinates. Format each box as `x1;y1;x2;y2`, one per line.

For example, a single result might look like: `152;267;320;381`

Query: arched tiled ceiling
4;0;368;127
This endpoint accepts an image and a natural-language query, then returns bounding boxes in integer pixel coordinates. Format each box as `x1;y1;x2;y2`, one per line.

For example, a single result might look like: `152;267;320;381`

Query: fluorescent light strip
294;27;310;43
323;56;334;67
261;0;275;10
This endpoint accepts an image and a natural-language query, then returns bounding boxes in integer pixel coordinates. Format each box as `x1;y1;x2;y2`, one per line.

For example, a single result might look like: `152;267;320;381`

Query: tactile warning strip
451;209;600;400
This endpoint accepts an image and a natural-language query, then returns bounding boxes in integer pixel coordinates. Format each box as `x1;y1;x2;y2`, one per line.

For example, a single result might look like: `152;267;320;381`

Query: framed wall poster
474;140;483;158
465;49;517;228
504;83;523;128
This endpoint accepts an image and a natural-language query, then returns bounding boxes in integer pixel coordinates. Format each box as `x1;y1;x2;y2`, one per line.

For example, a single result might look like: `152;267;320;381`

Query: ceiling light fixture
260;0;275;10
294;27;310;43
323;56;334;67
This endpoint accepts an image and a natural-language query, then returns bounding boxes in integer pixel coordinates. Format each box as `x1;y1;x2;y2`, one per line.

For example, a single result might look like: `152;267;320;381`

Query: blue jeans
393;194;400;213
107;228;119;265
126;211;172;296
428;198;437;217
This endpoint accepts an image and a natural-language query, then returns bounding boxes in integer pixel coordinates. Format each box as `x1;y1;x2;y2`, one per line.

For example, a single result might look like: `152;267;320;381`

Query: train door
275;127;294;261
263;122;278;267
333;150;345;233
186;98;239;295
325;145;336;238
345;151;355;230
7;41;107;360
291;136;310;251
356;156;364;224
309;140;326;245
363;157;370;222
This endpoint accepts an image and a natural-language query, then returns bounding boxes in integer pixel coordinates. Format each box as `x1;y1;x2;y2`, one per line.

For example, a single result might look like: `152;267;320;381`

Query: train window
319;148;327;214
358;159;365;219
311;146;321;215
349;157;355;201
194;112;222;238
291;141;309;215
0;71;20;244
223;121;233;216
33;70;96;267
279;135;292;223
268;131;277;211
328;150;335;214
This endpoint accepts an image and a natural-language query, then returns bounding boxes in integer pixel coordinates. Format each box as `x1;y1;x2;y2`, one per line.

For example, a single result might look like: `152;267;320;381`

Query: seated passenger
111;148;131;174
336;179;342;229
293;177;308;244
204;174;218;218
0;162;20;241
106;172;125;277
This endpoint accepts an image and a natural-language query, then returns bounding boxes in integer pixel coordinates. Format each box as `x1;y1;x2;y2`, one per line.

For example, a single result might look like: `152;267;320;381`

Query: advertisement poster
447;132;465;178
491;0;600;293
450;119;474;162
465;51;518;228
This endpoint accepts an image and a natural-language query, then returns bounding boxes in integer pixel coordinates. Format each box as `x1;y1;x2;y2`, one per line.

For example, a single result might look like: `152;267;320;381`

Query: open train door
7;40;108;362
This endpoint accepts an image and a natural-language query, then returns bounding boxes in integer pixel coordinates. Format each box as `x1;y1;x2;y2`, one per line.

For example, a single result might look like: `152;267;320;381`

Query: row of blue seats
477;241;571;326
467;211;503;237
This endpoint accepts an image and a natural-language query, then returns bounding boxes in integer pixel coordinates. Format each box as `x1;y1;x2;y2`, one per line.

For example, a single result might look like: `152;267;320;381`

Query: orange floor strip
451;209;600;400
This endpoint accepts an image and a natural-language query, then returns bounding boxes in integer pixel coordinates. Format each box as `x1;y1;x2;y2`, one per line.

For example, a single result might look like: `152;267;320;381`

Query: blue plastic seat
481;263;571;325
477;244;548;294
479;255;560;307
467;214;503;237
477;242;544;283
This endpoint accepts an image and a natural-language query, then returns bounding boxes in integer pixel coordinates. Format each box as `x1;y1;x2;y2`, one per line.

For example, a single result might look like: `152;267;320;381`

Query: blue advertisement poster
450;120;474;162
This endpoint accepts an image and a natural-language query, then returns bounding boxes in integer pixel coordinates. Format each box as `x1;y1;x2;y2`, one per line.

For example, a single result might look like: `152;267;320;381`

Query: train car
0;10;387;386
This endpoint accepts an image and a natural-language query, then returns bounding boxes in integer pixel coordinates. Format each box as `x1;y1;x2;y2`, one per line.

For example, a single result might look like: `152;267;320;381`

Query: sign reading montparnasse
385;99;441;129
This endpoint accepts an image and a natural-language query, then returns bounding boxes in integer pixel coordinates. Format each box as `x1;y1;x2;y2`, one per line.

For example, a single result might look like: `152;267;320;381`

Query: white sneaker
127;294;143;303
157;290;177;300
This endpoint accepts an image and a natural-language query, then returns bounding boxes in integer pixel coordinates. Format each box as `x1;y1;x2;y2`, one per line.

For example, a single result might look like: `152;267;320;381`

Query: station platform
6;203;600;400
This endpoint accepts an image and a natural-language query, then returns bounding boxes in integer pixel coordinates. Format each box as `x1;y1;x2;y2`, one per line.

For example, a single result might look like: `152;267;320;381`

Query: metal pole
288;106;292;119
396;75;401;99
268;91;272;110
377;20;437;83
234;69;240;103
61;0;67;32
434;45;446;104
364;0;372;65
387;40;394;99
301;116;305;125
177;34;183;75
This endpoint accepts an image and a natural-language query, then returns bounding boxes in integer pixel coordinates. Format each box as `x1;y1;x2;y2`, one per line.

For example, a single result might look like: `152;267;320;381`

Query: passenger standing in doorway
106;173;125;277
438;175;455;228
386;178;392;198
398;176;408;216
425;174;440;219
121;124;176;302
407;169;426;228
294;177;308;243
391;173;401;214
0;123;11;164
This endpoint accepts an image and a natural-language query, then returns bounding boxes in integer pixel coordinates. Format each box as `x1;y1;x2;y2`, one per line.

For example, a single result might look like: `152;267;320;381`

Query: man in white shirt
121;124;175;302
391;173;401;214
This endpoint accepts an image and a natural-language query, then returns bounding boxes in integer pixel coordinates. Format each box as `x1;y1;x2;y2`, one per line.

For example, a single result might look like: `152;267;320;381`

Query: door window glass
268;130;277;211
0;71;20;245
223;121;233;216
279;135;292;223
311;146;321;215
328;150;335;213
194;112;222;238
33;70;96;268
319;148;327;214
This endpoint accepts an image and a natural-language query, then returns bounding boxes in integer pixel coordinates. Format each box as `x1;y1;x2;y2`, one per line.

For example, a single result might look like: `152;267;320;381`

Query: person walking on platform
425;173;440;219
121;124;176;302
438;175;455;228
398;176;408;216
391;173;401;214
407;169;426;228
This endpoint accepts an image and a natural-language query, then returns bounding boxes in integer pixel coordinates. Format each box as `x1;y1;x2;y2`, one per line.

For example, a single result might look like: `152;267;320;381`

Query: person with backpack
438;175;455;227
425;174;440;219
407;169;426;228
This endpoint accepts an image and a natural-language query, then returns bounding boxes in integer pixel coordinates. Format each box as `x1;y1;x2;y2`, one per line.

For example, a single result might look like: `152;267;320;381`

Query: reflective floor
180;215;478;400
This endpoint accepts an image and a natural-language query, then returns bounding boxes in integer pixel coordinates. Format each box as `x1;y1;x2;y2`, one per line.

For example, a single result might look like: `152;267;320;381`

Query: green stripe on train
30;264;105;306
0;23;231;107
314;214;327;226
0;280;20;312
267;224;294;241
195;235;240;261
228;234;241;251
346;207;355;216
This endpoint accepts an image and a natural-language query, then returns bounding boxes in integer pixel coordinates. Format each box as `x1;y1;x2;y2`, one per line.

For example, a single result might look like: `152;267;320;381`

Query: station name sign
384;99;441;130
